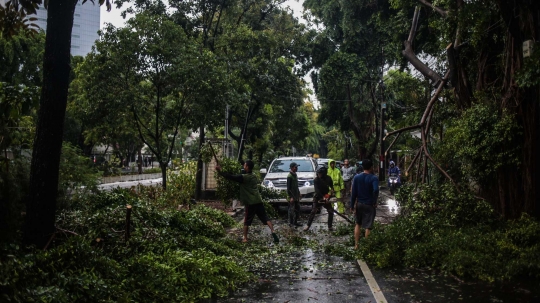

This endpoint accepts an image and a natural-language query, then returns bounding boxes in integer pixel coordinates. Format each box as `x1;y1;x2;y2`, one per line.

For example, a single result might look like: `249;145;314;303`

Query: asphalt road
215;202;379;303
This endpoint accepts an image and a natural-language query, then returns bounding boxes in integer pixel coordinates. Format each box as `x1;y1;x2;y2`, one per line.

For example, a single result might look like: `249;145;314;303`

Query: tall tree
22;0;111;247
304;0;399;161
77;13;226;189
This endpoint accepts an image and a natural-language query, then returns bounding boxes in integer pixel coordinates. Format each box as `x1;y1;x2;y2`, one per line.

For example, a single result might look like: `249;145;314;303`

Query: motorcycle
388;173;400;195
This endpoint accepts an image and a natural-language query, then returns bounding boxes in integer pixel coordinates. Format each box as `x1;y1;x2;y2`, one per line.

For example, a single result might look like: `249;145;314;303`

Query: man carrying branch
216;160;279;244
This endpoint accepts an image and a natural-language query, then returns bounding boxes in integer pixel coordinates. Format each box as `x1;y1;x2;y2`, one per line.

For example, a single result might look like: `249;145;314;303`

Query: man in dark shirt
287;162;302;227
350;159;379;249
216;160;279;244
304;167;335;231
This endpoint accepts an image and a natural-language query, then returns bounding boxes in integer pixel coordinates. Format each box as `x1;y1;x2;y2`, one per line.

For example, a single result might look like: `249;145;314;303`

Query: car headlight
303;179;314;187
263;180;274;187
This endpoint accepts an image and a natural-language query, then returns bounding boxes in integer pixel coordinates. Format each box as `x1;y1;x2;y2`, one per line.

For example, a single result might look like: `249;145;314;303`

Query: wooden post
125;205;132;242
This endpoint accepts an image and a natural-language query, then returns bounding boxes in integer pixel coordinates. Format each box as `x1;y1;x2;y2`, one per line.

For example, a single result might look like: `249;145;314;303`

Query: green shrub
164;160;197;207
0;187;258;302
214;157;242;206
0;158;29;243
353;184;540;281
143;167;161;174
58;142;102;208
127;249;251;301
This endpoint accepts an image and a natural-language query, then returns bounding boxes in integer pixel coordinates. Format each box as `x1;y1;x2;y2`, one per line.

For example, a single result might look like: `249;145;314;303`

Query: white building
32;1;100;57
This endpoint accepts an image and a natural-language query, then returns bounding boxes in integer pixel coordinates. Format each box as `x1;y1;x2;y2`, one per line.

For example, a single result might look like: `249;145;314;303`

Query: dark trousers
288;200;300;224
306;199;334;228
343;180;352;198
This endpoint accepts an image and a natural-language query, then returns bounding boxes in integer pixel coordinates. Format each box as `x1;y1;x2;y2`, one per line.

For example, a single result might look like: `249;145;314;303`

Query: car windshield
269;160;314;173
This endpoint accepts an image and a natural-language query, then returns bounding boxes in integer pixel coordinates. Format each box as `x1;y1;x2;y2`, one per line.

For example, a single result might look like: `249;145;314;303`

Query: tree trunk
137;148;143;174
24;0;78;248
195;125;205;200
160;162;167;190
237;106;252;163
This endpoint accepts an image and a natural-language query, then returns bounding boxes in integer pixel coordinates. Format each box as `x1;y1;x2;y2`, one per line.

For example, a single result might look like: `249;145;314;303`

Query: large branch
385;132;401;156
420;70;450;125
417;0;448;18
384;124;421;141
403;41;443;85
421;128;459;190
403;6;443;86
406;148;422;176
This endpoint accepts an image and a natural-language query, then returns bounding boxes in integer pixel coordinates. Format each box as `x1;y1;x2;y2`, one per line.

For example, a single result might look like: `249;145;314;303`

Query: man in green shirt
287;162;302;227
216;160;279;244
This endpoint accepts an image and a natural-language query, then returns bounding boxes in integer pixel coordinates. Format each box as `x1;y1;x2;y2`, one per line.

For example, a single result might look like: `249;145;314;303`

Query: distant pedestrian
287;162;302;227
144;157;148;167
350;159;379;249
304;166;335;231
216;160;279;244
341;159;355;204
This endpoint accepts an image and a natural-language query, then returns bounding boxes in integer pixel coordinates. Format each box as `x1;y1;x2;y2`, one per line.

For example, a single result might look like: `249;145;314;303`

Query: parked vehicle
317;158;330;168
317;158;342;169
260;157;318;205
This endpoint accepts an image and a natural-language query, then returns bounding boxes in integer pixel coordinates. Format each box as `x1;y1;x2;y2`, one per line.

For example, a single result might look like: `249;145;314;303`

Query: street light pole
380;86;386;182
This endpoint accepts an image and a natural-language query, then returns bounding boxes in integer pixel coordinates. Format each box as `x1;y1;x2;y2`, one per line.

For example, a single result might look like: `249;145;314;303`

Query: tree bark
160;161;167;190
403;7;443;86
195;125;205;200
137;148;143;174
417;0;448;18
24;0;78;248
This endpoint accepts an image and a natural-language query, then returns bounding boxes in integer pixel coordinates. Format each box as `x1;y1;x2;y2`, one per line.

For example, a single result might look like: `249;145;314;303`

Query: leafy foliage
516;46;540;88
0;82;39;153
1;189;252;302
0;157;29;243
214;156;241;206
162;160;197;207
437;104;521;185
57;142;102;207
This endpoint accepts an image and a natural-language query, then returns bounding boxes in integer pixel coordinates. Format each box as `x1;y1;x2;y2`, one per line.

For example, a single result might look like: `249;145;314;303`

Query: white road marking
357;259;388;303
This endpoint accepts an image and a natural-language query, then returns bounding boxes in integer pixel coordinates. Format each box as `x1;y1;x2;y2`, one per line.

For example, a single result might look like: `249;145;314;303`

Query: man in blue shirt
350;159;379;249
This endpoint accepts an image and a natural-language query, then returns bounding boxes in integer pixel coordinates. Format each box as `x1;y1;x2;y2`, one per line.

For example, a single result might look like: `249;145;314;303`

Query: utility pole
380;94;386;182
224;105;229;158
379;44;386;182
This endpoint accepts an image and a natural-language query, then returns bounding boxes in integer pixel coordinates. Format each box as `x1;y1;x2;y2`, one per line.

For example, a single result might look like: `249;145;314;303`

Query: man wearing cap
287;162;302;227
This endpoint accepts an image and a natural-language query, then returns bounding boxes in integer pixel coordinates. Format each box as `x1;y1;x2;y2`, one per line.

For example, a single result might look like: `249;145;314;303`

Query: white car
260;157;318;204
